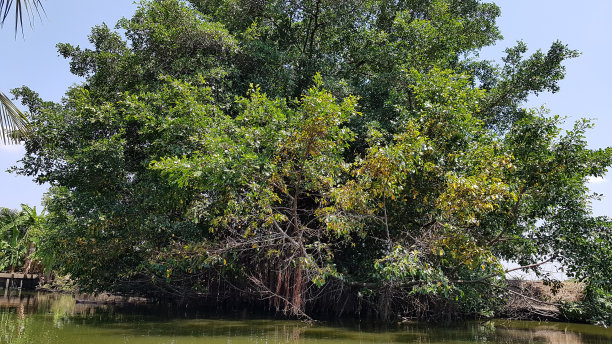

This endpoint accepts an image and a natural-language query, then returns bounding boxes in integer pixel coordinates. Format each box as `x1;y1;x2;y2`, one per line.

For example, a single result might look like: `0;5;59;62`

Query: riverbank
500;280;583;321
1;274;588;324
1;291;611;344
11;278;587;324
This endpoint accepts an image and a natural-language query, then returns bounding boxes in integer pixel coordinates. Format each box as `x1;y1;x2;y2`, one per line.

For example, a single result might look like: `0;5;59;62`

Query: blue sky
1;0;611;218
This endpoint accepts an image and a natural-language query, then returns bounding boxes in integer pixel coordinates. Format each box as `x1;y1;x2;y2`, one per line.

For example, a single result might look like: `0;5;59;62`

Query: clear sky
1;0;611;219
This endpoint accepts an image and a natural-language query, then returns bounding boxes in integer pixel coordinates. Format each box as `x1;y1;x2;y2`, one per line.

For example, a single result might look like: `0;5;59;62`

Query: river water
1;292;611;343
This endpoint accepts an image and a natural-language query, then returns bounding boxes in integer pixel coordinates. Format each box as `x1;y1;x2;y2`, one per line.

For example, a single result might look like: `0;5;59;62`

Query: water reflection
492;321;612;344
498;327;582;343
0;292;611;343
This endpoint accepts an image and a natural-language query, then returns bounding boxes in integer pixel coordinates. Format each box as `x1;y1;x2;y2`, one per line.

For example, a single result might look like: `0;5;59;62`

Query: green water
1;292;611;343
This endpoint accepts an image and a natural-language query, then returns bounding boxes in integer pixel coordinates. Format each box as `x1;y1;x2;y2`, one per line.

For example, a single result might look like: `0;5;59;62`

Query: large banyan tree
11;0;612;321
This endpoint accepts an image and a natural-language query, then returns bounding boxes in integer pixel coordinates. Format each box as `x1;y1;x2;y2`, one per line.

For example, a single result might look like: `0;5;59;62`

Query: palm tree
1;0;44;144
0;91;29;144
1;0;44;34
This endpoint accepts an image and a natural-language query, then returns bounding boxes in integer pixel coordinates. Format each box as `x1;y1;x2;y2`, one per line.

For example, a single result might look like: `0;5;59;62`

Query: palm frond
0;90;29;144
0;0;45;35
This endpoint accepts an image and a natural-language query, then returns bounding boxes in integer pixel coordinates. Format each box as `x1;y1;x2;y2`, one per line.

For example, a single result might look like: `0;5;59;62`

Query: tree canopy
11;0;612;321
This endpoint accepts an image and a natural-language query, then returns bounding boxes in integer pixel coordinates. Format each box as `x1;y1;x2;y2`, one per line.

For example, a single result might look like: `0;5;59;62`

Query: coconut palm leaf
0;90;29;144
0;0;44;143
0;0;45;34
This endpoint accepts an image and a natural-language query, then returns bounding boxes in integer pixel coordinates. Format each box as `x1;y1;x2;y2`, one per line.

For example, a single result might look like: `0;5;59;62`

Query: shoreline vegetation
0;277;590;324
2;0;612;327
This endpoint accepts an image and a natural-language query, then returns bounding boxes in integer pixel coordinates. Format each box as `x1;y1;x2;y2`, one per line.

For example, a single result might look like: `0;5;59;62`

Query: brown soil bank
499;280;583;321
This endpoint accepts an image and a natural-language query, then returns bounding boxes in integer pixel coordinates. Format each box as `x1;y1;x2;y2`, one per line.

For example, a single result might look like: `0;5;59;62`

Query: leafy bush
561;284;612;327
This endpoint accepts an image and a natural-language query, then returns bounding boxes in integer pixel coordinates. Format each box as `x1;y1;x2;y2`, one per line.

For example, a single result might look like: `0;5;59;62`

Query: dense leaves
0;205;43;273
10;0;612;322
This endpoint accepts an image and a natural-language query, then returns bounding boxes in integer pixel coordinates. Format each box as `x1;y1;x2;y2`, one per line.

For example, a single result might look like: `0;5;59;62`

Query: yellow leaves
326;180;372;214
436;171;513;226
312;72;324;88
431;246;445;257
511;191;519;202
433;233;498;272
411;189;419;199
267;249;280;258
359;152;394;179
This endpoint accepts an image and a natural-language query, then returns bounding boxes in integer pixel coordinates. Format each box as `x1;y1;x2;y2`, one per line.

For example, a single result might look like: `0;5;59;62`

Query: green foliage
56;0;238;105
10;0;612;322
0;205;43;272
561;284;612;327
